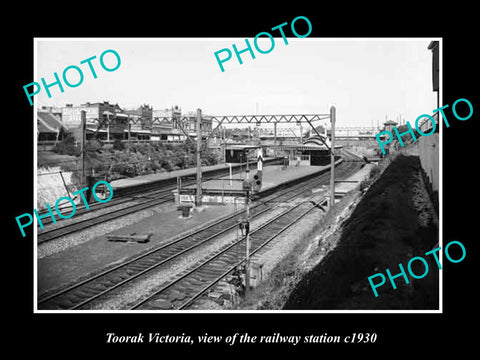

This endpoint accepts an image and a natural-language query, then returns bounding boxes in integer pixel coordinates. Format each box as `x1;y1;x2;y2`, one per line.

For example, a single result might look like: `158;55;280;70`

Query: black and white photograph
32;38;441;312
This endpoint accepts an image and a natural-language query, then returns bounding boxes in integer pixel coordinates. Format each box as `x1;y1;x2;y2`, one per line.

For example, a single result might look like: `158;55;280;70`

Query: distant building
335;126;380;141
153;105;181;117
124;104;153;140
383;120;398;133
124;104;153;128
151;105;184;141
45;101;129;141
182;111;213;138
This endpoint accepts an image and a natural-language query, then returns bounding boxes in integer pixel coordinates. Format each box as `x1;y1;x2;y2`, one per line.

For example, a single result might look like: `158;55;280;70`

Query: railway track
37;163;266;244
38;158;361;310
131;199;323;310
38;186;174;224
37;190;174;244
37;159;282;227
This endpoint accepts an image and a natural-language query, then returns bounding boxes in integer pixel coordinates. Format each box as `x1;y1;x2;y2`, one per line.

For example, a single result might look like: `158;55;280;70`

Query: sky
35;38;439;129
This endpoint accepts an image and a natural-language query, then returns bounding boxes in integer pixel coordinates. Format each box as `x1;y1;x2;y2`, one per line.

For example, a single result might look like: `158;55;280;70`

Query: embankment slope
283;155;439;310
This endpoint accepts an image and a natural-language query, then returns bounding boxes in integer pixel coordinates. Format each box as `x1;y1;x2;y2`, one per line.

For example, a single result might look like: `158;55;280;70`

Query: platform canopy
275;143;343;151
224;144;261;150
303;134;331;148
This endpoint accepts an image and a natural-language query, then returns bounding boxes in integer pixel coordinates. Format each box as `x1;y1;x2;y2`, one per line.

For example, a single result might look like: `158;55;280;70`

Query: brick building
152;105;184;141
124;104;153;140
45;101;129;141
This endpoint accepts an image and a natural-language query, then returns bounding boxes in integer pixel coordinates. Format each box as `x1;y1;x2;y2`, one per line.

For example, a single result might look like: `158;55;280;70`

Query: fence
383;133;439;211
417;133;439;194
37;167;78;211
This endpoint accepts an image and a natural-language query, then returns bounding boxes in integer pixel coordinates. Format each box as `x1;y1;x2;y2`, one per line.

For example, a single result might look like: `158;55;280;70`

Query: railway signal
256;147;263;171
253;171;262;192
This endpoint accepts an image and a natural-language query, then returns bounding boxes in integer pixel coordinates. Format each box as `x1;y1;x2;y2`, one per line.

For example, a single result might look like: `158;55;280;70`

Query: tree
53;134;81;156
113;139;125;151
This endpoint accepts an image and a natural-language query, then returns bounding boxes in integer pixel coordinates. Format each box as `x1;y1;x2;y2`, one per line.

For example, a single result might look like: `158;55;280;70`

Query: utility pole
330;106;336;209
106;112;110;142
245;189;250;297
273;122;277;158
222;126;226;163
196;108;202;207
127;121;131;156
246;151;250;179
81;110;87;188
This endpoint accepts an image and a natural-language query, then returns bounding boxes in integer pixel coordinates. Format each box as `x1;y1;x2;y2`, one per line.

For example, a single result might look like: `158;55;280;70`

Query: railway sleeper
200;268;224;277
125;264;150;273
87;283;113;292
179;279;204;288
77;287;105;298
187;273;211;283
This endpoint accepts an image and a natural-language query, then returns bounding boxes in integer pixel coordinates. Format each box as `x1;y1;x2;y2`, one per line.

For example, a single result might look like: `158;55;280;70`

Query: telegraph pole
245;189;250;297
196;108;202;207
127;121;131;156
273;122;277;158
81;110;87;188
329;106;336;209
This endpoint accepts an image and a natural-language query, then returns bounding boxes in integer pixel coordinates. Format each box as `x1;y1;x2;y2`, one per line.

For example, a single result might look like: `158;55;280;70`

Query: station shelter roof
275;144;342;151
225;144;261;150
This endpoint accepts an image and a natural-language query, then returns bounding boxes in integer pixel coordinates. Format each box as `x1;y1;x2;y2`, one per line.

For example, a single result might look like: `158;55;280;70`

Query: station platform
189;163;333;192
177;159;343;205
109;157;279;196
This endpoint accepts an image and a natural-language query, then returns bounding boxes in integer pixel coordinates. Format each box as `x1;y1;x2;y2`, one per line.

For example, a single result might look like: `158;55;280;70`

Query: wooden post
106;113;110;142
81;110;87;187
127;121;131;155
196;108;202;207
176;176;180;205
245;190;250;297
274;122;277;158
223;126;227;163
330;106;336;209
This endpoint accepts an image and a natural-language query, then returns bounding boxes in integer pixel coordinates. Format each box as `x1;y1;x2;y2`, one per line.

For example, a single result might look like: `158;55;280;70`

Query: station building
277;135;342;166
224;136;342;167
224;144;264;163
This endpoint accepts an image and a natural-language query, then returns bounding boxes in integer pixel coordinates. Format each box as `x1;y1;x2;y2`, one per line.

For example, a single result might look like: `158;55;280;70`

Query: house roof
37;111;67;133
